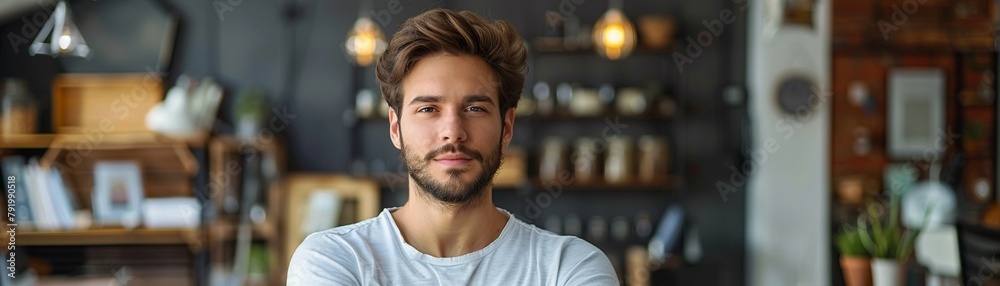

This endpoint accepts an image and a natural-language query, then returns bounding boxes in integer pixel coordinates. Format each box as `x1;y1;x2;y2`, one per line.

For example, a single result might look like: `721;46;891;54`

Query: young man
287;9;618;285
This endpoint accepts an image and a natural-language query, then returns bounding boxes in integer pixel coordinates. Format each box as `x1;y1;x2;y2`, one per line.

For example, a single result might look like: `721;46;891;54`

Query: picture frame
282;174;379;278
92;161;144;227
888;68;946;159
761;0;816;39
781;0;815;28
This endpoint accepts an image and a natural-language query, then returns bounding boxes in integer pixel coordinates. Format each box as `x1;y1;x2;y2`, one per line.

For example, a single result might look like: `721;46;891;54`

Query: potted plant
836;226;872;286
234;87;268;140
857;196;921;286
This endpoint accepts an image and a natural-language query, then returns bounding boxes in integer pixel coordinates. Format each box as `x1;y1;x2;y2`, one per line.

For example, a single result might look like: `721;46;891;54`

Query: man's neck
391;180;509;258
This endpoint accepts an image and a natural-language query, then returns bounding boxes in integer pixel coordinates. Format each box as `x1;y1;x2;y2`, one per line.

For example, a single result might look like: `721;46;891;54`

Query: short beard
400;137;503;205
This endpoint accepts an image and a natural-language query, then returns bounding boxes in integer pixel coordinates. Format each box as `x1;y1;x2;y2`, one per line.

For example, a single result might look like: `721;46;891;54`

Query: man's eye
467;106;485;112
417;107;435;113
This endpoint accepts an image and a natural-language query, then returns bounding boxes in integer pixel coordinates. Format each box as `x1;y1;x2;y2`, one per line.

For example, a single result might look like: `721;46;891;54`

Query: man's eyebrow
465;95;495;106
408;95;440;106
407;95;496;106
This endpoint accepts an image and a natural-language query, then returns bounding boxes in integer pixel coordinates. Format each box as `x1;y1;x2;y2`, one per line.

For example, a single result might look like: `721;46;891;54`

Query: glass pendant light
29;0;91;58
592;0;636;60
345;0;387;67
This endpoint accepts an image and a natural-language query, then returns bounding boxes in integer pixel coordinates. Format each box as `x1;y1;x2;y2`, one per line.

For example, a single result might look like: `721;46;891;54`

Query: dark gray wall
0;0;748;285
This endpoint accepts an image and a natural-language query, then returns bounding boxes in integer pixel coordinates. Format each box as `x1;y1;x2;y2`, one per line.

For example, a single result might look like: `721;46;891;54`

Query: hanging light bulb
58;28;72;50
29;0;91;58
345;8;387;67
592;0;636;60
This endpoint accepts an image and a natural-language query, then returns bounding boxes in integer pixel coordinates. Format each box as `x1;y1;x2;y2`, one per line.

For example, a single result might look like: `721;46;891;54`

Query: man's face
389;53;515;204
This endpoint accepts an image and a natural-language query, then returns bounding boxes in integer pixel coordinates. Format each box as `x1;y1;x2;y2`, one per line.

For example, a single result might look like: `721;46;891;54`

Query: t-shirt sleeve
286;232;361;285
559;238;621;286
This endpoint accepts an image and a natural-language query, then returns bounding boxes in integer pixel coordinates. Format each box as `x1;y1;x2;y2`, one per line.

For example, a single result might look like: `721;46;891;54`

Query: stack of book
2;156;79;231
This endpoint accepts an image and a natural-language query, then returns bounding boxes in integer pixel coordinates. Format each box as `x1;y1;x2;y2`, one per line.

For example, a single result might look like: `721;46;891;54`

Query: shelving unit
829;0;997;284
520;43;682;184
205;135;287;286
830;11;997;187
485;42;683;284
0;131;210;284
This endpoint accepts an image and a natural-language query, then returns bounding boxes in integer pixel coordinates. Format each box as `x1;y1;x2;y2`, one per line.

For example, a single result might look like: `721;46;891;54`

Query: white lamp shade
902;181;957;229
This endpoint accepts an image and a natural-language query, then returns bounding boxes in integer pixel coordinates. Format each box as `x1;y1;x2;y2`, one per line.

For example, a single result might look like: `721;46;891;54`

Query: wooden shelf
41;134;199;173
832;42;997;55
0;132;209;150
10;227;201;248
52;132;209;147
209;220;278;241
961;103;998;109
530;176;680;191
0;134;57;149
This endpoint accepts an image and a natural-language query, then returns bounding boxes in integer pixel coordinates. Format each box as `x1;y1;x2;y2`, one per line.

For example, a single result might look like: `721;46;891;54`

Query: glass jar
637;135;670;184
2;78;37;135
539;137;567;183
573;137;600;183
604;136;633;184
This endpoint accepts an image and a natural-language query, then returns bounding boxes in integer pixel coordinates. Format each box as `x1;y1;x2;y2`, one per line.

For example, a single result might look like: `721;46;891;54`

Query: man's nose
439;110;467;143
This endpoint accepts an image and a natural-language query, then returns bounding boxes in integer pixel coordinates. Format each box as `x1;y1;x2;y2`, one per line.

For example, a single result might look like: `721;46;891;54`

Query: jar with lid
604;136;634;184
2;78;38;135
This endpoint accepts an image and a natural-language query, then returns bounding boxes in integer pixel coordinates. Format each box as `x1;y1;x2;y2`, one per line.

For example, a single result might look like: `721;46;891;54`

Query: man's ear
502;108;515;150
389;108;401;149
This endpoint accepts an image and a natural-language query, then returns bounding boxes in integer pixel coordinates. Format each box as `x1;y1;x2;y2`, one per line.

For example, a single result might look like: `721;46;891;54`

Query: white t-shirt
287;207;619;285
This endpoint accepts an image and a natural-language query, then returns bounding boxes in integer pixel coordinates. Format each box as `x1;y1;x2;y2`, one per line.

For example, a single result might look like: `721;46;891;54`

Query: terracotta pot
840;256;873;286
637;15;676;50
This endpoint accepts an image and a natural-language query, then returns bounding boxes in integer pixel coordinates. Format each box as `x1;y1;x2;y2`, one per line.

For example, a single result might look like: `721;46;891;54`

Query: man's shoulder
506;216;604;255
287;212;392;285
320;213;385;236
304;210;391;246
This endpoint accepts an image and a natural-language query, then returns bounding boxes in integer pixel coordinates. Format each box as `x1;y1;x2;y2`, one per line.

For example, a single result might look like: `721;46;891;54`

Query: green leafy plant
235;87;267;122
835;226;869;257
856;195;921;260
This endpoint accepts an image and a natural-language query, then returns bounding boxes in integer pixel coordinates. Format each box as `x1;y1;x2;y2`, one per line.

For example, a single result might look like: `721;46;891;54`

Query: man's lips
433;153;473;166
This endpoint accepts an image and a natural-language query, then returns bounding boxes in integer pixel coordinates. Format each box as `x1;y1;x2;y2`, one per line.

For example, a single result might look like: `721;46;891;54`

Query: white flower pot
872;258;902;286
237;117;261;140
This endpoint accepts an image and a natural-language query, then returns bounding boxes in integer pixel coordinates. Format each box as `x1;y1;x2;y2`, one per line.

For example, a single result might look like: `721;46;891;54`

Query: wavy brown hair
375;9;527;119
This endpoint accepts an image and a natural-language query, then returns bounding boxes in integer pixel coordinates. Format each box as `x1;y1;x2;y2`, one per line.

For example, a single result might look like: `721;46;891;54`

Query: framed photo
92;161;144;226
282;174;379;275
888;68;946;159
762;0;816;38
781;0;815;28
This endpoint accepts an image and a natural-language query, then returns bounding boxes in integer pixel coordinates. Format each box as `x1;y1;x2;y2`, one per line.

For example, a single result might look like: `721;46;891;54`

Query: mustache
424;144;484;162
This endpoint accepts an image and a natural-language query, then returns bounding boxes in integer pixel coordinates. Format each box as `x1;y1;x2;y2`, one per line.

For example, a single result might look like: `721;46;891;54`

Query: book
47;167;76;229
26;158;59;231
1;156;32;224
